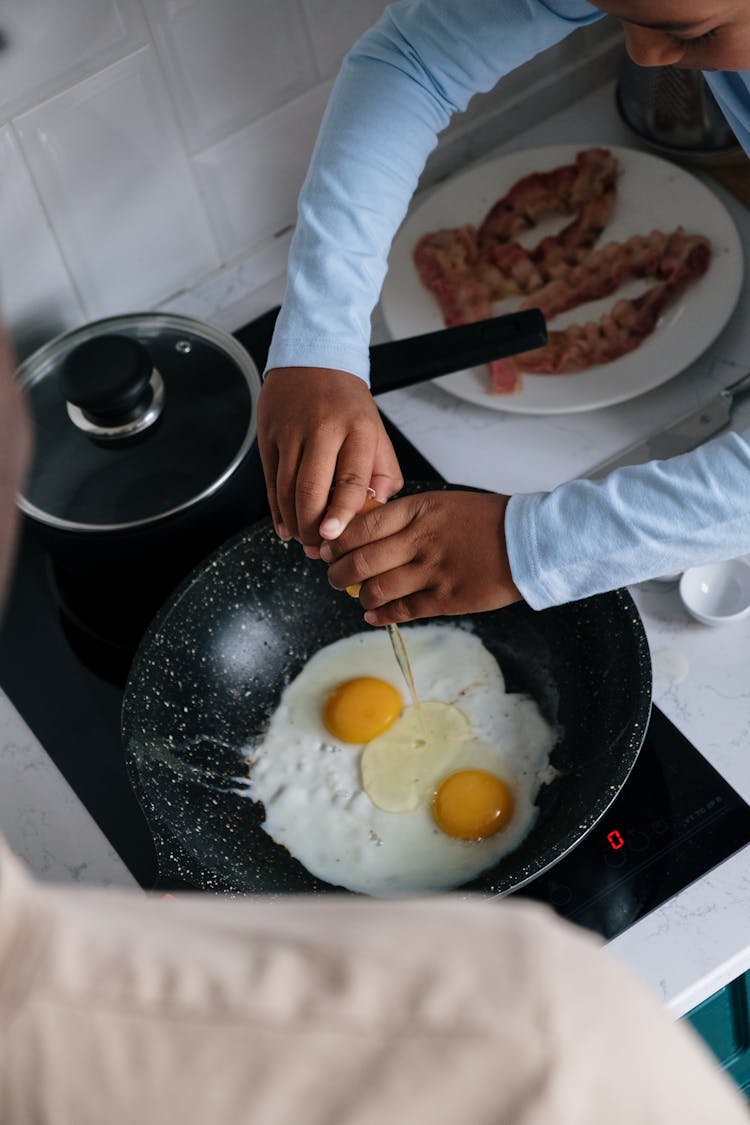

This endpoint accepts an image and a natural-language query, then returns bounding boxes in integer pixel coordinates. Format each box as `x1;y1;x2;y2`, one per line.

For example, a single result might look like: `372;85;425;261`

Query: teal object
686;971;750;1096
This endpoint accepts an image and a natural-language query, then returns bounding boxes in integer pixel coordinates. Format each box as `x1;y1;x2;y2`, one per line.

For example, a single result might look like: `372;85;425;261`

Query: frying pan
122;481;652;897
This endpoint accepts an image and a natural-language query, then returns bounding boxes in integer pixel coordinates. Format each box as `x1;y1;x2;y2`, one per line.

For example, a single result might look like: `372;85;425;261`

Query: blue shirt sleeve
266;0;750;611
704;72;750;159
505;70;750;608
506;428;750;608
503;64;750;607
266;0;601;380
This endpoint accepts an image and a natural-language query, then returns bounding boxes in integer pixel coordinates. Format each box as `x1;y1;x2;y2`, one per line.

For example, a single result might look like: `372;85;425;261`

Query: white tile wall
0;0;622;355
14;48;219;320
0;127;84;358
142;0;318;152
194;81;332;261
301;0;389;78
0;0;148;120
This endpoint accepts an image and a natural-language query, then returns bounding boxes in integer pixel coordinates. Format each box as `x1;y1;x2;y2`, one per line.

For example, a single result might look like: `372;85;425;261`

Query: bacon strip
411;148;712;395
520;229;672;321
477;148;618;250
489;231;711;387
412;224;479;288
413;150;620;342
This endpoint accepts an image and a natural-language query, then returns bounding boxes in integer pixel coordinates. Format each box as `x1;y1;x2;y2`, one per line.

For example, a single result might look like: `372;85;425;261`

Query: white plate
381;144;743;414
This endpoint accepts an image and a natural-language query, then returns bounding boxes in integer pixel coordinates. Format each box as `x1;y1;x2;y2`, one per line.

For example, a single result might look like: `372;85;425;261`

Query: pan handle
244;306;547;392
368;309;547;395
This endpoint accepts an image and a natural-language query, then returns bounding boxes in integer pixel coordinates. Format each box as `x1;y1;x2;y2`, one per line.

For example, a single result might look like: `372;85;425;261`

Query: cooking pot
122;481;652;897
17;309;545;652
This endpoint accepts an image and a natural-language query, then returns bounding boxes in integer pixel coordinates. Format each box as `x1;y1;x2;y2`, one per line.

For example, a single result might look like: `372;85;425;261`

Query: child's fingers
320;497;414;563
326;527;417;592
355;561;428;611
363;589;438;626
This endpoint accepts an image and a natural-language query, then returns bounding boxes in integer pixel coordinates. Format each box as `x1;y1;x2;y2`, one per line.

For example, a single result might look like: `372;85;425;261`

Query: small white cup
679;559;750;626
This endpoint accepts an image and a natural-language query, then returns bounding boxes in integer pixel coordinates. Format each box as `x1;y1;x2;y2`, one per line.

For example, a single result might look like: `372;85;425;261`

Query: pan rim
121;481;652;898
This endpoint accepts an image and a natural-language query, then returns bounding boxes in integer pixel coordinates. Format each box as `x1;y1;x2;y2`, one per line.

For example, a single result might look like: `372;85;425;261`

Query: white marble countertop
373;83;750;1018
1;79;749;1018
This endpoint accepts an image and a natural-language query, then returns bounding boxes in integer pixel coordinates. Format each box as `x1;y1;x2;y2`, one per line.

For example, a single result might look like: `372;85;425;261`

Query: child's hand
257;367;403;557
319;490;523;625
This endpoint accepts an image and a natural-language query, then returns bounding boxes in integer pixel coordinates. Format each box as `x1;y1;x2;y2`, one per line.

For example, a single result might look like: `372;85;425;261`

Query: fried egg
244;624;556;896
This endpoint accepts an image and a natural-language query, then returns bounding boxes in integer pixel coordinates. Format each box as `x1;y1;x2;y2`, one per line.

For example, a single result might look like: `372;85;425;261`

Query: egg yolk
323;677;402;743
432;769;515;840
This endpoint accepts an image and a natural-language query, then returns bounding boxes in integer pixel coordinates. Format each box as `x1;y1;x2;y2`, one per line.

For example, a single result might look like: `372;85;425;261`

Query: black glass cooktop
1;310;748;939
517;705;750;936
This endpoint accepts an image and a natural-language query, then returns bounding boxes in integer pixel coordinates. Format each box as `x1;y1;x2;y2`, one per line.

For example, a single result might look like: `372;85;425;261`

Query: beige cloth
0;838;747;1125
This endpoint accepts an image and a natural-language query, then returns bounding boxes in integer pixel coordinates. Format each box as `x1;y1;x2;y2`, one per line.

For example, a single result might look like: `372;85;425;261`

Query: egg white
244;623;556;896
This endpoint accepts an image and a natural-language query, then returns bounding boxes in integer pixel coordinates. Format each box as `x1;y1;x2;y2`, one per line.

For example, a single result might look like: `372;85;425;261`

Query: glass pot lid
17;313;262;532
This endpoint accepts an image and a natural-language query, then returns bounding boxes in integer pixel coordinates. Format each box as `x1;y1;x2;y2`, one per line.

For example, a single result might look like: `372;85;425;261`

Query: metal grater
616;58;738;156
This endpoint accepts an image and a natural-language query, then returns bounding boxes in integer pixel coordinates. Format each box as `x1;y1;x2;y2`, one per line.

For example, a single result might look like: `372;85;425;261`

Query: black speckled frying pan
121;482;652;897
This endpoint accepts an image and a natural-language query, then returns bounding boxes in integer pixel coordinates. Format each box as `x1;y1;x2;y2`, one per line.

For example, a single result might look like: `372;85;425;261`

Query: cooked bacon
531;191;617;275
478;242;545;296
413;152;620;328
489;230;711;387
413;225;479;286
487;359;523;395
477;148;618;250
657;227;712;277
431;276;494;327
521;229;672;320
411;148;712;395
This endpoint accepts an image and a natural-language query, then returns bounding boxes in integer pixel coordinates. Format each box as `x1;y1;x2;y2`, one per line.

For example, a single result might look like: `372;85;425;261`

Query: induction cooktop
1;309;748;940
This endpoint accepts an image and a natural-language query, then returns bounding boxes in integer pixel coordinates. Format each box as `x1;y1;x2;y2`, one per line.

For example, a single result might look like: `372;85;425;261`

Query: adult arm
2;838;749;1125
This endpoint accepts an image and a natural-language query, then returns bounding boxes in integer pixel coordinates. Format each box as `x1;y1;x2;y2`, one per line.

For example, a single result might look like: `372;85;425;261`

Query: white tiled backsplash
0;1;621;358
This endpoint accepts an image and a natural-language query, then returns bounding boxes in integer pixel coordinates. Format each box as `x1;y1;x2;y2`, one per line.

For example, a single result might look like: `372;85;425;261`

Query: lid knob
61;335;164;439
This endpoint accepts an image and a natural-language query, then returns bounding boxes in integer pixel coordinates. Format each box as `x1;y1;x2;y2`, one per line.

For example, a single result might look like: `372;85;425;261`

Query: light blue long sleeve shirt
267;0;750;609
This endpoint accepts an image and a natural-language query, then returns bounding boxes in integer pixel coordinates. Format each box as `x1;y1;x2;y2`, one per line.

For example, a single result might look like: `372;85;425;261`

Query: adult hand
319;490;523;625
0;323;33;603
257;367;403;557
